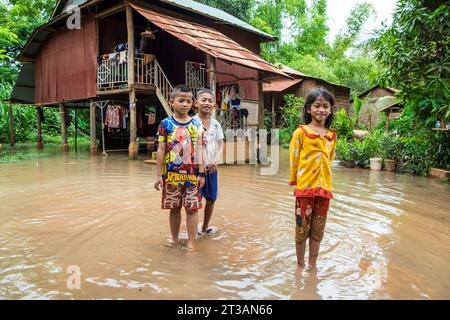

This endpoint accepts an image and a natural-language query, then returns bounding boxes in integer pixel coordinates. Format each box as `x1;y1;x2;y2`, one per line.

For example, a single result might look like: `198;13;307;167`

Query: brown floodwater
0;147;449;300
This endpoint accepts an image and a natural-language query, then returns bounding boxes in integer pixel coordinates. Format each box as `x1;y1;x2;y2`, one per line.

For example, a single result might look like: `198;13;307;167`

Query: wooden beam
36;107;44;149
95;3;126;19
8;103;15;146
127;4;138;160
257;71;264;129
271;94;276;129
129;88;138;159
59;103;69;151
90;100;97;155
207;54;217;118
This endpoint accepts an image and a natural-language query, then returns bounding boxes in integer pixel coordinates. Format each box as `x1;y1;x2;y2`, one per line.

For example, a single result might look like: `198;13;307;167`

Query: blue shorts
200;170;218;201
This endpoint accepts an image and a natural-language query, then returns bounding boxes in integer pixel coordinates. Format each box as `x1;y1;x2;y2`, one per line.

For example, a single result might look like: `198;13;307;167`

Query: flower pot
370;157;382;171
384;159;397;172
342;160;355;168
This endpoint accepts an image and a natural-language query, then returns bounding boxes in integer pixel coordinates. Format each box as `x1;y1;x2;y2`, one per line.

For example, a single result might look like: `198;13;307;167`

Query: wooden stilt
271;94;276;129
8;102;15;146
257;72;264;129
127;4;138;160
385;111;389;132
36;107;44;150
60;103;69;152
207;54;217;119
129;88;138;159
89;100;97;155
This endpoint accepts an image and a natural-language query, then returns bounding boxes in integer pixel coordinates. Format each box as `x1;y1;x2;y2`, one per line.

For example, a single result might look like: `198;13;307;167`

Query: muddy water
0;149;449;300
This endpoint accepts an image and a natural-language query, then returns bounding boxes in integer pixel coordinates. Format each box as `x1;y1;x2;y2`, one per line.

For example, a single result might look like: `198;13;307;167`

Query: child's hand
197;176;205;189
207;160;218;173
154;176;163;190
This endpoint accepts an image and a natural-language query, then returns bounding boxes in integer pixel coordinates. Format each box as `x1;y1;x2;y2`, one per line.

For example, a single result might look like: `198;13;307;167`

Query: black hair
170;84;192;100
303;87;335;128
196;88;215;100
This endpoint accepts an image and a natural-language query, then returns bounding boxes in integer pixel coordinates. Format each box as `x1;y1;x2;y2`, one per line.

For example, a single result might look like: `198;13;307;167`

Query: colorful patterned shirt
157;116;204;186
289;125;337;199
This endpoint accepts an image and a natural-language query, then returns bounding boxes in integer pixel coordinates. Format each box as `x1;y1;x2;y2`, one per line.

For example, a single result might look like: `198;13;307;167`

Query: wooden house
352;85;398;129
9;0;289;158
263;65;351;128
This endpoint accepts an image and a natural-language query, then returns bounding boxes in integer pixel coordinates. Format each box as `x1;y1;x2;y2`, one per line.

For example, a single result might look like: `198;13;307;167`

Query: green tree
195;0;254;22
0;0;55;84
371;0;450;124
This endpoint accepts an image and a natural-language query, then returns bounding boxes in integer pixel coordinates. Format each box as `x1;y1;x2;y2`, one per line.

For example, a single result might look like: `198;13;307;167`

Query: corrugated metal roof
376;96;402;112
130;2;289;78
159;0;275;40
263;78;302;92
50;0;275;40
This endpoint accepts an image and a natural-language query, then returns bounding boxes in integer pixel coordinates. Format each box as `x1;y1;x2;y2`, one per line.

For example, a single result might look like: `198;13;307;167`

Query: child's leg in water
169;208;182;246
308;239;320;271
202;200;215;233
185;209;198;251
296;240;307;270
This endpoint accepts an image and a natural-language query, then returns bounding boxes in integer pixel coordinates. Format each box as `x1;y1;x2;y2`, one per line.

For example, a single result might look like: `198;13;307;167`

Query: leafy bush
331;108;353;141
379;133;402;161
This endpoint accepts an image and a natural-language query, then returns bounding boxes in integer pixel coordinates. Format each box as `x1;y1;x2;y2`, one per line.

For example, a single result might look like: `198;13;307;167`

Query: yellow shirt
289;125;336;199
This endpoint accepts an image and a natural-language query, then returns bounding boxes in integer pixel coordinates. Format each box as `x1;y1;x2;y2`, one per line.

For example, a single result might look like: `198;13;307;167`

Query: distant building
353;85;399;129
263;65;351;128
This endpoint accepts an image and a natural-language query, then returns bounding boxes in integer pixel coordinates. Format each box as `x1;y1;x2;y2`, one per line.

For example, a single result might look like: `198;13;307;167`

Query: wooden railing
185;61;206;97
216;109;248;131
97;52;173;115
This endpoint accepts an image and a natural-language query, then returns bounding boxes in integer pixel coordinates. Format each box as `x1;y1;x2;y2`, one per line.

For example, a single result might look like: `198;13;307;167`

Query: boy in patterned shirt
154;85;205;252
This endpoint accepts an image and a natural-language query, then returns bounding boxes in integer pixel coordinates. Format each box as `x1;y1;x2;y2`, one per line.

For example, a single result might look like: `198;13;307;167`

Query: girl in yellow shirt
289;87;336;272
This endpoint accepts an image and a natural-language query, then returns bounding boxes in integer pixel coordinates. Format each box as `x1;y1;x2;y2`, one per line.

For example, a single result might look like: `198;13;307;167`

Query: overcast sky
326;0;397;41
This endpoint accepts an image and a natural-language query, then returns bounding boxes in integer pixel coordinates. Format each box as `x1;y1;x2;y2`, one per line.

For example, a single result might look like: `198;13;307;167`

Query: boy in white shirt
194;89;224;234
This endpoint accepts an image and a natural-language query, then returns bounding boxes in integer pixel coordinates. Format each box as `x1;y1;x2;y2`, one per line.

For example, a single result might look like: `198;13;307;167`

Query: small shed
376;96;404;131
263;65;351;128
353;85;398;129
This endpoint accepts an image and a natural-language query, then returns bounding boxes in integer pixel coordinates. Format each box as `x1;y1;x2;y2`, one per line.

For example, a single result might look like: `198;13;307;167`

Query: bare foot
186;240;196;252
164;239;180;248
306;264;318;273
295;265;305;275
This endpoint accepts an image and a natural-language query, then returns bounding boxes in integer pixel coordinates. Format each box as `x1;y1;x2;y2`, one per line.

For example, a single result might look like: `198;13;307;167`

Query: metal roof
376;96;402;113
159;0;275;40
51;0;275;39
263;78;302;92
130;2;289;78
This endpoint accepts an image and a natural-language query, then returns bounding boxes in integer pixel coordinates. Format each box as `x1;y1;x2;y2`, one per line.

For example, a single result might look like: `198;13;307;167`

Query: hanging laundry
119;51;127;64
105;104;120;128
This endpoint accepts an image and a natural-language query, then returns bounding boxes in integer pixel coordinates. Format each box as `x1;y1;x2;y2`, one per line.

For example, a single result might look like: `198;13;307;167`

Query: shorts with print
162;182;202;210
295;197;330;242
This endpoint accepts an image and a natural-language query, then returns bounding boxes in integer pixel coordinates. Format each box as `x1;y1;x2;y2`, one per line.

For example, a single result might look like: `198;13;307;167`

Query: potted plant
336;138;356;168
380;133;401;171
147;106;156;125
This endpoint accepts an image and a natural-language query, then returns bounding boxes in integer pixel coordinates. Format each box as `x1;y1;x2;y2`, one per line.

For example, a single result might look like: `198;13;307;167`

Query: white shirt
194;115;224;166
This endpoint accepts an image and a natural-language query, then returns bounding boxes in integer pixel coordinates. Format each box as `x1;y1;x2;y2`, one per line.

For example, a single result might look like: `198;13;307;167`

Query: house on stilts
9;0;290;159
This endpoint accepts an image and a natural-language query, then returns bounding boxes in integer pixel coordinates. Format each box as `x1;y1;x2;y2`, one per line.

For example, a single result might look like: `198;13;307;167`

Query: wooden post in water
36;107;44;150
89;100;97;155
8;102;15;146
59;103;69;152
127;4;137;159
